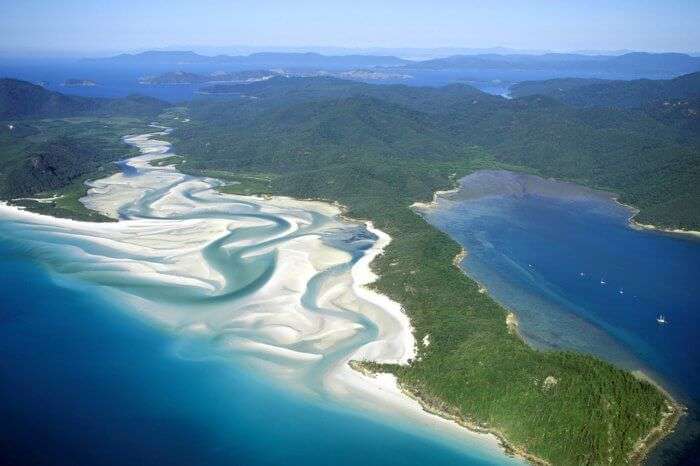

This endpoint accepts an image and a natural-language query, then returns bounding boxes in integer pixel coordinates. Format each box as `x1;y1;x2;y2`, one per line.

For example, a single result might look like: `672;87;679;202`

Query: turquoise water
419;170;700;465
0;240;516;466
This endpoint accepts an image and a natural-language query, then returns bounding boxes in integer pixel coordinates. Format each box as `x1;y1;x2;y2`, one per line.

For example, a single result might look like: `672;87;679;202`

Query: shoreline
410;186;460;211
349;360;546;465
398;381;549;465
349;220;416;365
1;128;522;461
626;209;700;240
628;370;686;465
630;220;700;238
612;197;700;239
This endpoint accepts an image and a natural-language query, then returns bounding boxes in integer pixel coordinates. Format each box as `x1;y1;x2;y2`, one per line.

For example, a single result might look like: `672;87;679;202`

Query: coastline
410;186;460;211
398;381;549;466
628;370;685;465
613;197;700;239
0;127;524;462
348;358;546;465
349;220;416;365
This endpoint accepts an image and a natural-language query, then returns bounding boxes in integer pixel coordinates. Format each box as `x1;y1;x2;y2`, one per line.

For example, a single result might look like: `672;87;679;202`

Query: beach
0;127;519;462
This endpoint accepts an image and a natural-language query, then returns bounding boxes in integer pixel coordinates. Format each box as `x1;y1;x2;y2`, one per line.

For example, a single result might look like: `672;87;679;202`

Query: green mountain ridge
0;78;167;119
178;76;699;229
510;71;700;108
0;79;166;219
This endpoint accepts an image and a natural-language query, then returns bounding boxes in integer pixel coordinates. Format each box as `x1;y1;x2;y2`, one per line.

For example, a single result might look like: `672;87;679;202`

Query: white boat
600;279;606;285
656;314;667;324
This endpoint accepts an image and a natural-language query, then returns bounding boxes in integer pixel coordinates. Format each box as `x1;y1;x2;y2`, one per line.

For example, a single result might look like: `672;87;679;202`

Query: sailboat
656;314;667;324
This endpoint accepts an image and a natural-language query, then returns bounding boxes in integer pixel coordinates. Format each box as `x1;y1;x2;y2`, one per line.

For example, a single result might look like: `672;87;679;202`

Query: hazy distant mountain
96;50;215;64
510;71;700;108
0;78;166;119
86;50;700;82
87;51;410;69
411;52;700;76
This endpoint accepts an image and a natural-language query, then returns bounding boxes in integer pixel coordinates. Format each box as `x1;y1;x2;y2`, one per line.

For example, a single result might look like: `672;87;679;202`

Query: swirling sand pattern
0;127;519;460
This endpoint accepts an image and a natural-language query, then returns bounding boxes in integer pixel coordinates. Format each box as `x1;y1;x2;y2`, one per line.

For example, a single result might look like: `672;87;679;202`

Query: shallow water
418;170;700;464
0;242;520;466
0;132;522;465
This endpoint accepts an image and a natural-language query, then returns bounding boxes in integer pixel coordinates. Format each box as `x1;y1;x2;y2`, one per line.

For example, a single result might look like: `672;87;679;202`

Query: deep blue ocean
420;171;700;465
0;239;519;466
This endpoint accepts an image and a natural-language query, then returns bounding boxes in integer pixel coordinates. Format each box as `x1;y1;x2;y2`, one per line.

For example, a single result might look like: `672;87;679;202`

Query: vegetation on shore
0;116;154;219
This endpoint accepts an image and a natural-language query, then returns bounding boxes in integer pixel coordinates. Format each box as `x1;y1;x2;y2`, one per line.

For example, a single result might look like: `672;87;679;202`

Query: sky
1;0;699;57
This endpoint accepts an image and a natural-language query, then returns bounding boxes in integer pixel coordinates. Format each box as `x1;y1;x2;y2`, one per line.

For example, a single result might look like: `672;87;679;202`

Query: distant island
62;79;98;87
138;70;279;85
139;69;412;86
86;50;700;76
409;51;700;76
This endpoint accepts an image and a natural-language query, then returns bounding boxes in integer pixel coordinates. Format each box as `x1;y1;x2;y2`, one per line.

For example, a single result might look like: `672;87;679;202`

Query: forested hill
174;75;699;230
200;76;494;113
0;80;166;219
0;78;167;119
510;71;700;108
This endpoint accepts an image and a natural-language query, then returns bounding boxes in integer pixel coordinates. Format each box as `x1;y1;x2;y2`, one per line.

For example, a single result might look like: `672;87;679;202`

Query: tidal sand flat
416;169;700;465
0;129;524;465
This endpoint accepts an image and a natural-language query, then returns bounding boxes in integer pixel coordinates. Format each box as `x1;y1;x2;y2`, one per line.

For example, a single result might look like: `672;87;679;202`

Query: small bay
418;170;700;464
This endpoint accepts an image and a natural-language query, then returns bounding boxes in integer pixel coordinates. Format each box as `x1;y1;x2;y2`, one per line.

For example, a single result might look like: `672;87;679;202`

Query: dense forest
175;76;699;229
0;117;155;220
510;72;700;109
0;79;165;218
0;78;166;119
